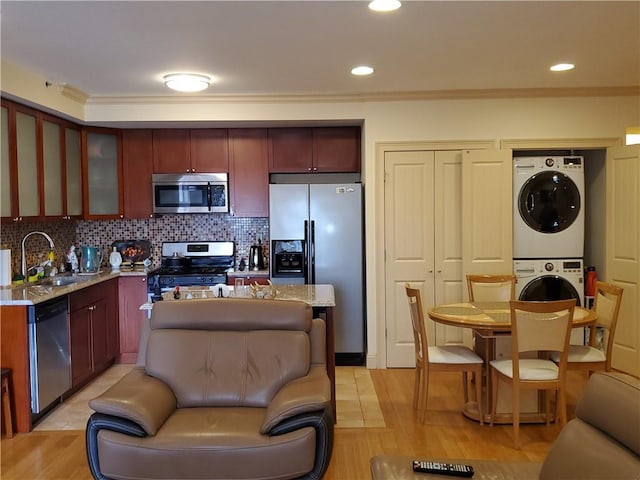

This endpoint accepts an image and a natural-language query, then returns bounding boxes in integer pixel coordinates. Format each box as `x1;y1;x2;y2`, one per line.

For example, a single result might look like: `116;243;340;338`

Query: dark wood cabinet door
152;129;191;173
122;129;153;219
313;127;360;172
69;307;92;387
90;297;109;373
117;276;147;363
190;129;229;172
229;129;269;217
268;128;313;172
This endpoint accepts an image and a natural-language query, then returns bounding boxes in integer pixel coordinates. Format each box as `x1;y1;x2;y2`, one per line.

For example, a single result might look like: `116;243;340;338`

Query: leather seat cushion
96;407;316;480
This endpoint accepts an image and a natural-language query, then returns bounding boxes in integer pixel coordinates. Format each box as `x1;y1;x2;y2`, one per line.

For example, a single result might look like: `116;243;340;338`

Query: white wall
3;60;639;367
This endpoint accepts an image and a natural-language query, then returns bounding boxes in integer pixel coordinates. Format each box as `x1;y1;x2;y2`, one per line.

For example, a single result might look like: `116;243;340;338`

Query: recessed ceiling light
164;73;211;92
550;63;575;72
351;66;374;76
368;0;401;12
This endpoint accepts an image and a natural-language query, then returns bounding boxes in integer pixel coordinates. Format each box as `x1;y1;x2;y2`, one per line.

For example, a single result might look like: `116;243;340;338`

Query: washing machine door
518;171;581;234
519;275;581;307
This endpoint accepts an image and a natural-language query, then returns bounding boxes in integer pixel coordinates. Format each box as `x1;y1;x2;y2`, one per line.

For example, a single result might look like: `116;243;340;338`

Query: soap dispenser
109;247;122;270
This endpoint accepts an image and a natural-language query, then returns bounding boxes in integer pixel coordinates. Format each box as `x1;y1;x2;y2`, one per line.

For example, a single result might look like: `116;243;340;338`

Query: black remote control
412;460;474;477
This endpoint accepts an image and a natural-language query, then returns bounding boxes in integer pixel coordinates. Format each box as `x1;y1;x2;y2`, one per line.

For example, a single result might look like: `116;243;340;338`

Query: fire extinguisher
585;266;597;297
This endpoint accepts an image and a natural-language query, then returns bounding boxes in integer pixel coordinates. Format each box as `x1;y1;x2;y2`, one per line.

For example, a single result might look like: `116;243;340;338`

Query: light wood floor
1;367;590;480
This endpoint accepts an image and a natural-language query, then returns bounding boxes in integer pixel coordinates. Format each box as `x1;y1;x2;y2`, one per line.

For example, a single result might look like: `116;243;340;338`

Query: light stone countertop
0;268;149;306
140;284;335;310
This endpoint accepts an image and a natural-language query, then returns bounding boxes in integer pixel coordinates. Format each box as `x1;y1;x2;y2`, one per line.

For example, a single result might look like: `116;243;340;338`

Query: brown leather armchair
86;298;334;480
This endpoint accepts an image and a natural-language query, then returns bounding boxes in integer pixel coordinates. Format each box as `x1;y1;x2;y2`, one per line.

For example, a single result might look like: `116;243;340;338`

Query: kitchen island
143;284;338;420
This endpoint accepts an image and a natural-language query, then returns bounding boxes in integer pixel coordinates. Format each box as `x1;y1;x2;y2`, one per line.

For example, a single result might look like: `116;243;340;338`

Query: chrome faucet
21;231;55;280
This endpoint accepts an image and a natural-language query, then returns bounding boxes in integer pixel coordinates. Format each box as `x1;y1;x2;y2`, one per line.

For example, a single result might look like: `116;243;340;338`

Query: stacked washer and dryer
512;155;586;344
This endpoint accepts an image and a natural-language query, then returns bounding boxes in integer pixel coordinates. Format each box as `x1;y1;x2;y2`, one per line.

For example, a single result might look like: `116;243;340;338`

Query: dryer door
518;171;581;234
518;275;581;306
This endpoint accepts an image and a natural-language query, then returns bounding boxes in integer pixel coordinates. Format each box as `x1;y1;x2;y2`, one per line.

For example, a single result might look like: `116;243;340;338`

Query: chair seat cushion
95;407;316;480
429;345;483;364
490;358;559;380
550;345;606;363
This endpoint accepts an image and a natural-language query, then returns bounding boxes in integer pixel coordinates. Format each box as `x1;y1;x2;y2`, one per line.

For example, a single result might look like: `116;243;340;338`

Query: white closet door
607;145;640;376
462;149;513;280
433;150;466;345
384;150;436;367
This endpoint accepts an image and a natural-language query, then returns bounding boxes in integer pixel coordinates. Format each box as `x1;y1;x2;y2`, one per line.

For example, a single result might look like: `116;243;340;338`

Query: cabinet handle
141;278;146;282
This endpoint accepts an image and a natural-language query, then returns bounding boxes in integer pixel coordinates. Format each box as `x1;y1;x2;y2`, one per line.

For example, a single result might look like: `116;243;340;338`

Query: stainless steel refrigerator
269;183;364;363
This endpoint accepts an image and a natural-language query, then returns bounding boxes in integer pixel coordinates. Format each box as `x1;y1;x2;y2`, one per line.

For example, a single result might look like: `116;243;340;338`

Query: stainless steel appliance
29;296;71;416
269;183;365;364
147;241;235;301
152;173;228;214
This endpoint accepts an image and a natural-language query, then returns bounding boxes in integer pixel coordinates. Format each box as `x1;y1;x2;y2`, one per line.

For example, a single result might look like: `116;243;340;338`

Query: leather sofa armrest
86;413;147;480
88;367;176;435
261;365;331;434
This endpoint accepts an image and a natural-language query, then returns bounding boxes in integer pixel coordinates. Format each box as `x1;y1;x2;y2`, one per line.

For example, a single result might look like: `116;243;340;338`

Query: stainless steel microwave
152;173;228;214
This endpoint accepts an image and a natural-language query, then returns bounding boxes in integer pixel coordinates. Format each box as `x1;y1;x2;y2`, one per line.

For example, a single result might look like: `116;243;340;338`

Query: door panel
606;145;640;376
462;149;513;278
434;151;466;345
385;151;435;367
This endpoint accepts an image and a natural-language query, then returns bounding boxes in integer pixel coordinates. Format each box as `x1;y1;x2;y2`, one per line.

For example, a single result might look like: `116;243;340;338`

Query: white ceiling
1;1;639;101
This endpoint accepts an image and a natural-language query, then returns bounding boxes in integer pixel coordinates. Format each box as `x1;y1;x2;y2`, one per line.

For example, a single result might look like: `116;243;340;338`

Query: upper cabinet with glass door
82;127;123;219
42;115;83;220
1;104;14;220
1;101;41;222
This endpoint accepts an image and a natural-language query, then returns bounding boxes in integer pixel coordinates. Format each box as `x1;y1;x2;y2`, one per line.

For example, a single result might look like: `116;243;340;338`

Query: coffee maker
249;239;266;271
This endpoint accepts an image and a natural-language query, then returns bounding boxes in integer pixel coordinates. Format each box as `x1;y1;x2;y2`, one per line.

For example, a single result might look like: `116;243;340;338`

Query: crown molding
85;86;640;106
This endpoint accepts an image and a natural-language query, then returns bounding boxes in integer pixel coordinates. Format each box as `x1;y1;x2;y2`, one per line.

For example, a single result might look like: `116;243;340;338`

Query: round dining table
428;301;596;332
427;301;597;424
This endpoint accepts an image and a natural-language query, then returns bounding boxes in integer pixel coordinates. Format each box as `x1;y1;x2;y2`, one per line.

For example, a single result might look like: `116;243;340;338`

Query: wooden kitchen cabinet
42;115;83;220
153;129;229;173
117;275;148;363
229;128;269;217
268;128;313;172
190;129;229;172
0;103;13;220
122;129;154;219
1;100;83;222
268;127;361;173
69;279;118;387
312;127;360;172
82;127;123;219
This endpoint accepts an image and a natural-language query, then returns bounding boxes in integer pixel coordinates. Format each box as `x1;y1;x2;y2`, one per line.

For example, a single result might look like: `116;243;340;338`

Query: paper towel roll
0;249;12;287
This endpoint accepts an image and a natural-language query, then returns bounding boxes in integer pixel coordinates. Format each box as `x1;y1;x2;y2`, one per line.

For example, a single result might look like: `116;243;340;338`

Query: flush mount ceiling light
550;63;575;72
163;73;211;92
351;65;374;76
368;0;401;12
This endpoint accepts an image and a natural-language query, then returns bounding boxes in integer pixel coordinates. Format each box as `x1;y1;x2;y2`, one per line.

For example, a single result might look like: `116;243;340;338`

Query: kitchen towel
0;249;12;286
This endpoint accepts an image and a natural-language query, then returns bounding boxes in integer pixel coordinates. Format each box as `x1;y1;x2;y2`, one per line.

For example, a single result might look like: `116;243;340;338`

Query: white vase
109;247;122;269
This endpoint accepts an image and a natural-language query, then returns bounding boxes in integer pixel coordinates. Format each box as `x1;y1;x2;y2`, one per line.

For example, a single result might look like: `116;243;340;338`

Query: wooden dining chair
466;274;516;302
490;299;576;448
405;284;483;424
550;281;623;375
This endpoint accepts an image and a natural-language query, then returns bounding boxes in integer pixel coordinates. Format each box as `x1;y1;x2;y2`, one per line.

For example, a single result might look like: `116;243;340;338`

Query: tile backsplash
1;215;269;278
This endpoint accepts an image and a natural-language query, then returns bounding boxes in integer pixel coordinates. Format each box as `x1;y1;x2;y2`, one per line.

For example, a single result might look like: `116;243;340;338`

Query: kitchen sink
40;275;78;287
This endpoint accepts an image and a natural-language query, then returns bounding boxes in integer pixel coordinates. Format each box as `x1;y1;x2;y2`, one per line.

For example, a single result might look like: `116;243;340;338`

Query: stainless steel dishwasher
29;296;71;415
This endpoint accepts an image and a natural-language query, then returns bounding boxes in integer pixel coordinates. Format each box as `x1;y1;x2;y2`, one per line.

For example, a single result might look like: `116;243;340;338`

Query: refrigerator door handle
310;220;316;284
304;220;309;284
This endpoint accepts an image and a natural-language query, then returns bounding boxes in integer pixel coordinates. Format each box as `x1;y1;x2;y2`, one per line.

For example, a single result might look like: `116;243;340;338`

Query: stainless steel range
147;241;235;301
